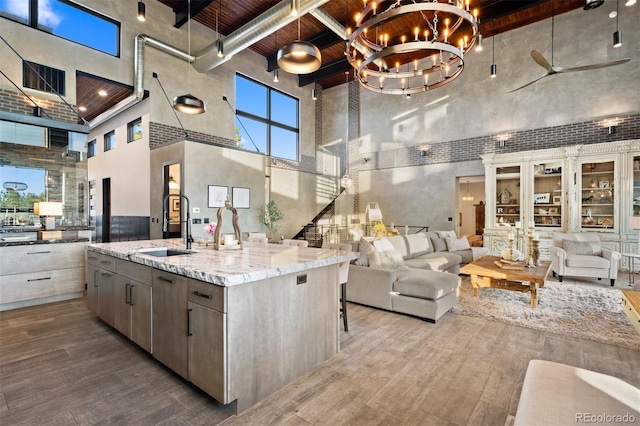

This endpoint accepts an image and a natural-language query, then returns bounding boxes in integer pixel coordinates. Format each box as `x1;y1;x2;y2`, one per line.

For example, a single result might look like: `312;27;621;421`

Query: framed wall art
208;185;228;208
232;187;250;209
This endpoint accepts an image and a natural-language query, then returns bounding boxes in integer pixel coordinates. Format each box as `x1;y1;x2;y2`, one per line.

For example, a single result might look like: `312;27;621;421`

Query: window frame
235;74;300;161
127;117;142;143
22;60;66;96
103;131;115;152
0;0;121;57
87;139;97;158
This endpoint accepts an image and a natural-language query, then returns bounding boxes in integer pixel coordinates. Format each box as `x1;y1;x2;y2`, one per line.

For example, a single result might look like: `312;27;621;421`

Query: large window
0;0;120;56
127;117;142;142
235;74;299;161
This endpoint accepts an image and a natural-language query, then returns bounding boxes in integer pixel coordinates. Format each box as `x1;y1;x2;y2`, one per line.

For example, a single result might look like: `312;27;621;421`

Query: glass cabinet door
495;166;520;226
580;160;615;230
532;162;563;228
633;156;640;217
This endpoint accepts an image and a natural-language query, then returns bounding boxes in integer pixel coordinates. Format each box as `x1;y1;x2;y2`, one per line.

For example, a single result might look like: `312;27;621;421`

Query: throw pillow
369;246;409;271
445;236;471;252
354;237;375;267
563;240;602;256
430;237;447;252
437;230;457;240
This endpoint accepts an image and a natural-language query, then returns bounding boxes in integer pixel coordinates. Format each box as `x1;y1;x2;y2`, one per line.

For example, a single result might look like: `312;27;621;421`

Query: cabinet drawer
86;251;116;272
153;270;189;288
622;292;640;335
188;279;225;313
0;243;86;275
115;258;151;284
0;266;85;303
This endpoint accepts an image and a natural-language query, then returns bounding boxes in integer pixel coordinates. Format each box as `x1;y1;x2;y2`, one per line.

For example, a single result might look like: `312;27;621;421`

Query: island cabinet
0;242;86;311
86;252;116;326
113;259;152;353
152;270;189;378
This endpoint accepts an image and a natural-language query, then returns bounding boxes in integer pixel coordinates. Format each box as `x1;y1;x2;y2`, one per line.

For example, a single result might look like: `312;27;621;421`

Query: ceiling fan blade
558;58;631;73
531;50;553;73
507;74;549;93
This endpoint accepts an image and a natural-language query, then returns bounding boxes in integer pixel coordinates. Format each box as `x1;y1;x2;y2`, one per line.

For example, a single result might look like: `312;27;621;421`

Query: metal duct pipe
309;8;387;70
194;0;330;73
91;34;193;128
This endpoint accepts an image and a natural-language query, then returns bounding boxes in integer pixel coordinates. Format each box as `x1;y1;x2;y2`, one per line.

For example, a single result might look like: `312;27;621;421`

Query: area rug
452;277;640;351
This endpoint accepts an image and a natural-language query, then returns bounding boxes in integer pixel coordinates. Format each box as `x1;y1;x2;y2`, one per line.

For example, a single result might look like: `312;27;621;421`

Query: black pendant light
173;0;205;114
137;1;146;22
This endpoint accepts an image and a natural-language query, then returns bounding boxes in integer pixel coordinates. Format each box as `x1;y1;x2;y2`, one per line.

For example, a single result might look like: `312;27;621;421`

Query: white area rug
452;277;640;351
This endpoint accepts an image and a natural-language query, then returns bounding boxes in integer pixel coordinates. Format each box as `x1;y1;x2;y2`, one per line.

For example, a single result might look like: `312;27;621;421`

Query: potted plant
259;200;284;240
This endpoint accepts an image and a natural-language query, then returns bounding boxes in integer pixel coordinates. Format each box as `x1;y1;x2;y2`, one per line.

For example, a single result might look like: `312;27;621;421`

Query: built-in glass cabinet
633;156;640;217
495;165;520;226
580;160;615;230
533;161;563;228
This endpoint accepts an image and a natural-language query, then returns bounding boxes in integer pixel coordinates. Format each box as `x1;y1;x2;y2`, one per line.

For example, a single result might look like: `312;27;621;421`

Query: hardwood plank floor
1;298;638;425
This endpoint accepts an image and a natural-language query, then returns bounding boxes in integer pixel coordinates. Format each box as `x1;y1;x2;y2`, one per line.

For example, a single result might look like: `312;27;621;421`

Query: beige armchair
549;233;621;286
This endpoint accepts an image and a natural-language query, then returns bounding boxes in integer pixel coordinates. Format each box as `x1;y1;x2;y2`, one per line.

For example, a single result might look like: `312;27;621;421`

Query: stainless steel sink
136;248;193;257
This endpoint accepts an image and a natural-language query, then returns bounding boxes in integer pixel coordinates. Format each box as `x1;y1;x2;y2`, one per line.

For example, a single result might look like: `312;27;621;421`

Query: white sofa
515;360;640;425
549;232;621;286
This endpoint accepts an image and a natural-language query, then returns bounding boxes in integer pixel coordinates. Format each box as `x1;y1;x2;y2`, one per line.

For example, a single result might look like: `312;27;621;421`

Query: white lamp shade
368;208;383;222
37;202;63;216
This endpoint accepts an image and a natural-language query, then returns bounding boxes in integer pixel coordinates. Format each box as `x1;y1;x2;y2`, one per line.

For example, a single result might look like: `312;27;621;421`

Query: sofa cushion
437;230;457;240
405;233;433;257
354;237;374;267
454;249;474;264
566;254;610;269
563;239;602;256
445;236;471;252
430;237;448;252
394;269;459;300
405;252;462;272
385;235;410;260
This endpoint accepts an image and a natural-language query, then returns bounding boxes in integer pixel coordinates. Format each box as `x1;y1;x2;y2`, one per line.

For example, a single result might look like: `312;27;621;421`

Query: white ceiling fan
508;5;631;93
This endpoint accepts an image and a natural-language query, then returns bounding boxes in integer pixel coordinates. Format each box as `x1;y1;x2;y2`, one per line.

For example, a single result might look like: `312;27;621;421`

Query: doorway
163;163;181;239
457;176;485;239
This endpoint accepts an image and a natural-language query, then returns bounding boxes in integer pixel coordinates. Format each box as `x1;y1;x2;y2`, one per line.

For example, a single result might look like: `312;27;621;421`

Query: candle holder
532;239;541;266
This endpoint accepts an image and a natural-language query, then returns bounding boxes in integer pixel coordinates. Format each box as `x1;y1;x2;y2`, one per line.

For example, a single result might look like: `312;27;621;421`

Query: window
235;74;299;161
0;0;120;56
87;139;96;158
23;61;65;95
127;118;142;142
103;131;115;152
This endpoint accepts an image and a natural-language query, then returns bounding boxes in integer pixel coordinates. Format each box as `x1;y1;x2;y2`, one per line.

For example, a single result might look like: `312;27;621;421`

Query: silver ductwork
194;0;330;73
90;34;193;128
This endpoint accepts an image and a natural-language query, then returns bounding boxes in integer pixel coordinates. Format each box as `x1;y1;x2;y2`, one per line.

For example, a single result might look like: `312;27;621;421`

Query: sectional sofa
346;232;473;322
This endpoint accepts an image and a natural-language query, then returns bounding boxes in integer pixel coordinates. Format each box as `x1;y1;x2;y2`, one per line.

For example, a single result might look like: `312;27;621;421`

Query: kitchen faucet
163;194;194;250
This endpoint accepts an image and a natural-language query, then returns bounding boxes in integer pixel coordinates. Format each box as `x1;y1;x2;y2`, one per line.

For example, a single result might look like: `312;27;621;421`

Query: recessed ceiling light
609;10;618;18
98;90;108;96
78;106;87;111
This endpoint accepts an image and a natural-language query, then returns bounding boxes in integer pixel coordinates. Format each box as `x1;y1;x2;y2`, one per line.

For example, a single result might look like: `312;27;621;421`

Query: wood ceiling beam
298;57;351;87
174;0;216;28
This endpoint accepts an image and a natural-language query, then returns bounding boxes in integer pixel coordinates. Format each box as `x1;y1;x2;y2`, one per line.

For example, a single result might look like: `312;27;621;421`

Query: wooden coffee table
460;256;551;308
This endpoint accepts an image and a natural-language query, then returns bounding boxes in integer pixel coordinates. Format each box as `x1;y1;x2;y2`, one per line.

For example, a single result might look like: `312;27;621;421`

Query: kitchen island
86;239;357;413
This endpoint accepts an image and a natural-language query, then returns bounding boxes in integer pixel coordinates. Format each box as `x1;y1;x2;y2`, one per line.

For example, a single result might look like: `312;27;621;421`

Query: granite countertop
88;239;359;287
0;237;90;247
0;226;93;233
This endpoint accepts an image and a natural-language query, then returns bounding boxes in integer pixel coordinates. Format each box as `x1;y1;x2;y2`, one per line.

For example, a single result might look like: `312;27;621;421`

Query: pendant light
462;181;474;202
276;0;321;74
613;0;622;47
173;0;206;114
490;36;497;78
340;73;353;189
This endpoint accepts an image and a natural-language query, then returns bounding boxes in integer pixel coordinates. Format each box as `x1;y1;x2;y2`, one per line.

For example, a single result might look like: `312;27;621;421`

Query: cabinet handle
157;276;175;284
193;291;213;300
187;308;193;336
93;270;99;287
129;285;135;307
27;251;51;255
100;260;111;265
125;283;131;304
101;272;112;277
87;256;97;260
27;277;51;282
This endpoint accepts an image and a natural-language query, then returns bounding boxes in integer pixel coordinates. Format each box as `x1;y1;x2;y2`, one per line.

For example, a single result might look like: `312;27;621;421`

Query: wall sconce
498;139;506;148
33;106;42;117
420;150;428;157
608;125;616;135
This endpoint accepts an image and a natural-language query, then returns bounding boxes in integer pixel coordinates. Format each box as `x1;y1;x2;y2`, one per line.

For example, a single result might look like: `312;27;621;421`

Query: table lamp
630;216;640;254
35;202;63;230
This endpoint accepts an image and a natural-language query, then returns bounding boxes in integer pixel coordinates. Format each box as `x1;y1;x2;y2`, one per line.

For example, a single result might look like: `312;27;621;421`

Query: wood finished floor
1;298;639;426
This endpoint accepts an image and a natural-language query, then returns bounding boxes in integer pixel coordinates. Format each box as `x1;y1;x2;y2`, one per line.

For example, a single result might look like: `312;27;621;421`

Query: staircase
292;188;349;247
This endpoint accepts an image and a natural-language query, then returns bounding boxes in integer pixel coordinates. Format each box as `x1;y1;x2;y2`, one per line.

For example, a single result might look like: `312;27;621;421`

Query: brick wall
0;89;79;123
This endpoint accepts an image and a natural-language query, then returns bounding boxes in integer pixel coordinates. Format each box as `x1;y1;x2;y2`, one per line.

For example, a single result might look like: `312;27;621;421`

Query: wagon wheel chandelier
346;0;479;95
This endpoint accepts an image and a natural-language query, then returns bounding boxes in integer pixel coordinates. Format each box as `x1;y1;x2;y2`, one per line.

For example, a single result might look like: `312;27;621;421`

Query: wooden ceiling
76;0;586;124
